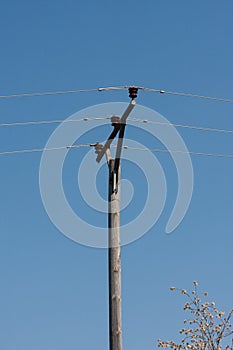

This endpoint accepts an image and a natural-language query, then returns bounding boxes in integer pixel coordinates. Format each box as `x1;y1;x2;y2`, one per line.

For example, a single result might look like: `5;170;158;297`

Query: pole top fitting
94;142;104;154
128;86;138;100
111;115;120;127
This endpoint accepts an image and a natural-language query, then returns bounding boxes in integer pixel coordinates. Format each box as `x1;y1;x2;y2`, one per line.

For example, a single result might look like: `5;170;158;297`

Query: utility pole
95;87;138;350
108;156;121;350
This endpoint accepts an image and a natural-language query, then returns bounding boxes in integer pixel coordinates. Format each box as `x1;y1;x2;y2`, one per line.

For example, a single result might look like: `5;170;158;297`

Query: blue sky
0;1;232;349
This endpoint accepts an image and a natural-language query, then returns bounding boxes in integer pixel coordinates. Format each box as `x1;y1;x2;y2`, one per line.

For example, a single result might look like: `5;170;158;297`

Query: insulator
128;87;138;100
94;142;104;154
111;115;120;127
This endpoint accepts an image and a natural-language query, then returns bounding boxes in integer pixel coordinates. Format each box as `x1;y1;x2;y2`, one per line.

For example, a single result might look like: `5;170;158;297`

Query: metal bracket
96;99;136;163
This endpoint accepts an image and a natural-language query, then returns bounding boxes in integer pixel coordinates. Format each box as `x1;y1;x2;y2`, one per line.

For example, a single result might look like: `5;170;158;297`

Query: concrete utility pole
95;87;138;350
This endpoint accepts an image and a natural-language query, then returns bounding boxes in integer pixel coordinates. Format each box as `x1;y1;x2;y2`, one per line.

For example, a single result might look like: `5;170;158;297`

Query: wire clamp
94;143;104;154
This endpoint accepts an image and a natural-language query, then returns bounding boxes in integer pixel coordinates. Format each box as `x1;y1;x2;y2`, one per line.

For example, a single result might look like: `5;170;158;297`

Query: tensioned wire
128;118;233;135
0;116;233;135
0;85;232;103
0;117;110;127
121;146;233;159
0;86;126;99
0;144;93;155
0;144;233;159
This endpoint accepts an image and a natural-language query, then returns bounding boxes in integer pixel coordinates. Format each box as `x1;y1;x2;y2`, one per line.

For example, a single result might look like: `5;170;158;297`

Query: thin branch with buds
157;282;233;350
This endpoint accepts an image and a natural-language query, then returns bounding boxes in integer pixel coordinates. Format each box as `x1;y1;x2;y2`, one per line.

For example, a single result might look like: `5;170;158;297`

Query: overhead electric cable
0;86;127;99
141;88;233;103
128;118;233;135
0;116;233;136
0;144;233;159
122;146;233;159
0;85;232;103
0;116;110;127
0;143;95;155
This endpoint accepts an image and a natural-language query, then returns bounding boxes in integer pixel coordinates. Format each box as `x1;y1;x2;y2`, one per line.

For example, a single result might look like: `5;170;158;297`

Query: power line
0;116;110;127
141;88;233;103
0;85;232;103
122;146;233;159
128;118;233;135
0;143;233;159
0;116;233;136
0;86;127;99
0;144;95;155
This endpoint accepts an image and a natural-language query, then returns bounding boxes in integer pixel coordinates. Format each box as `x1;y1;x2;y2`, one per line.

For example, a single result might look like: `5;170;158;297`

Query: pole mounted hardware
95;90;138;164
111;115;120;127
96;87;138;164
128;86;138;100
94;142;104;155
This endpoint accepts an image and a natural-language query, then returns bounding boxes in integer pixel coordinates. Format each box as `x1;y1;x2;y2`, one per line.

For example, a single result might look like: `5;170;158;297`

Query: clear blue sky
0;1;232;349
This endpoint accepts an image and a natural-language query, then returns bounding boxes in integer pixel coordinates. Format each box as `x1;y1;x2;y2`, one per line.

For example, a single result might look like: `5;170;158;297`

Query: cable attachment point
111;115;120;127
128;86;138;100
94;142;104;154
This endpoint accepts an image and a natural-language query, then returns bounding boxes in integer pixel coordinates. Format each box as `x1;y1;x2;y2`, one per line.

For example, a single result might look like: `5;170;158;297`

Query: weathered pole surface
95;89;138;350
108;158;122;350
